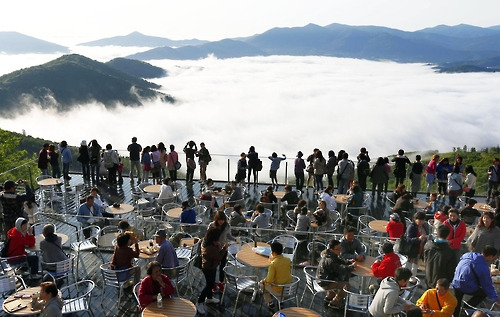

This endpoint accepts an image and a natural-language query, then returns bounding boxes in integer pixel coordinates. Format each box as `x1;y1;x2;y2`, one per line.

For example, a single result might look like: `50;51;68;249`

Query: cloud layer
1;52;500;182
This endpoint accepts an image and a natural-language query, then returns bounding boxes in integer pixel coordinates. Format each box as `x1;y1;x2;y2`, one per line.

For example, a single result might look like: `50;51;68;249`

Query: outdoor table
166;207;182;219
273;307;321;317
369;220;389;234
351;255;376;293
143;185;161;194
37;178;60;186
135;240;159;260
236;242;271;301
476;203;492;212
412;199;428;210
142;297;196;317
334;194;349;217
106;203;134;217
98;232;119;248
29;233;68;252
2;286;59;316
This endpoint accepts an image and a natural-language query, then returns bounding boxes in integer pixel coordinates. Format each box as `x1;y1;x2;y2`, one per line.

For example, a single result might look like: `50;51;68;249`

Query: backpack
1;238;11;258
255;159;263;171
187;158;196;170
103;151;114;168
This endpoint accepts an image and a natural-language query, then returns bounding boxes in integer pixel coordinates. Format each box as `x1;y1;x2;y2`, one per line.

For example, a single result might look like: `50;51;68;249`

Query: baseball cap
390;213;400;221
154;229;167;238
3;180;17;191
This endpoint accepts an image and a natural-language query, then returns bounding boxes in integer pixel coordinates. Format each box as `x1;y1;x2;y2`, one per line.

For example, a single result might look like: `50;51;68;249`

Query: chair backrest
61;280;94;313
140;207;156;218
303;266;317;293
0;275;25;294
227;198;245;208
286;210;297;227
272;235;299;254
272;275;300;302
358;215;377;234
100;263;137;285
133;282;141;308
400;276;420;300
42;254;75;279
344;285;372;314
162;258;190;282
32;222;57;236
101;225;120;235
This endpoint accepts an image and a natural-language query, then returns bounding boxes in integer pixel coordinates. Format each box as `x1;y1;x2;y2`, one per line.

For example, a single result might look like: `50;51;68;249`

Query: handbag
464;186;471;193
174;161;181;170
306;164;314;174
394;235;413;256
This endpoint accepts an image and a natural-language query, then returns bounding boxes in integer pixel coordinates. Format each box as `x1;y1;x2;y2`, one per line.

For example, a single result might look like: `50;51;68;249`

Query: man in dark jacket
316;239;356;308
0;180;32;236
424;224;456;288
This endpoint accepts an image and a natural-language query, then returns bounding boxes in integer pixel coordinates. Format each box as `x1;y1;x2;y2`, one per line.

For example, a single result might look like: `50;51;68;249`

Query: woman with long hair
406;211;430;275
467;211;500;253
150;145;161;184
208;211;235;293
141;146;151;183
247;146;259;185
158;142;167;179
447;164;463;208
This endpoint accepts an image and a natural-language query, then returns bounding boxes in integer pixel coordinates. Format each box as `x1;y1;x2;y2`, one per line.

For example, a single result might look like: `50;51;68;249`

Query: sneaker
205;297;220;304
196;302;206;314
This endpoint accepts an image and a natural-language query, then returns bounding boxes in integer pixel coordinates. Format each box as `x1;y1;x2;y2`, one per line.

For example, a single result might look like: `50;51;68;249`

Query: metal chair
0;255;28;275
399;276;420;301
286;209;297;228
307;241;327;265
358;215;377;236
32;222;57;236
97;225;121;250
69;225;103;280
343;285;373;316
133;282;142;311
268;275;300;311
162;257;192;296
0;275;26;307
269;235;299;265
41;254;76;286
100;263;139;305
61;279;95;317
301;266;339;309
325;210;341;233
221;265;258;315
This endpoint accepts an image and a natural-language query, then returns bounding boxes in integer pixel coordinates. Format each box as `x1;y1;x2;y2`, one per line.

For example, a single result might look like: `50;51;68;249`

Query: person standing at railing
268;152;286;190
166;144;178;181
294;151;306;191
127;137;142;184
59;140;72;181
247;146;259;186
38;143;50;176
197;142;211;183
48;144;62;179
77;140;90;181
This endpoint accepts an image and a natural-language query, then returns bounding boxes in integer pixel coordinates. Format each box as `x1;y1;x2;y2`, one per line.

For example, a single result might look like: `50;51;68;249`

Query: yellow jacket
263;254;292;291
416;289;457;317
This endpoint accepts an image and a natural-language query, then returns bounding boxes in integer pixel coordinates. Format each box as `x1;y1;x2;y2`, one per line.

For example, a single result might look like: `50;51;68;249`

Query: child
424;192;438;214
386;213;404;240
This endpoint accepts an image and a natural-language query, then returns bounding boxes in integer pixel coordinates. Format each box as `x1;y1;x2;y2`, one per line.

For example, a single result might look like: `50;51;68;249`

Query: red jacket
7;227;35;260
386;220;404;240
138;275;174;310
371;252;401;279
443;218;467;250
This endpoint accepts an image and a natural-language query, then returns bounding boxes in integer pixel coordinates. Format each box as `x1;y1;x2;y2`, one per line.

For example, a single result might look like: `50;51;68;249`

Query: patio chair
133;282;141;311
269;234;299;265
0;275;26;307
162;257;192;296
0;254;28;275
343;285;373;316
100;263;139;305
268;275;300;310
41;253;76;286
221;265;258;315
301;266;339;309
69;225;103;280
61;279;95;317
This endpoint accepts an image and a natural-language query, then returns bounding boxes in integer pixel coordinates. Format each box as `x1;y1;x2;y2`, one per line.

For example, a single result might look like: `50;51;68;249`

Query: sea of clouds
1;47;500;182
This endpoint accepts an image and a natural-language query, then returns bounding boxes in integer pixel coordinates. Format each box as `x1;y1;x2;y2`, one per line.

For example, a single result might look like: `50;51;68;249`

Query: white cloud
1;53;500;182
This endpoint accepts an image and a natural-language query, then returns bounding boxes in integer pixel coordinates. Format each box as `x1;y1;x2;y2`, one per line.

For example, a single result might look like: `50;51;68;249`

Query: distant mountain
0;54;173;117
127;38;267;60
105;58;167;78
0;31;69;54
417;24;500;38
123;23;500;71
78;31;208;47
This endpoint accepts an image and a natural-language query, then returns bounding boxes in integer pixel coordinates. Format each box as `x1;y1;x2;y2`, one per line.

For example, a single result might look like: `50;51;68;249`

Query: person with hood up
368;267;415;317
39;281;63;317
7;217;41;278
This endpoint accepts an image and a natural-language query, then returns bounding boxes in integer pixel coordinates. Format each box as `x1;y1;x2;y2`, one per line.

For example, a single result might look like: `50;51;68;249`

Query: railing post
28;166;34;189
227;159;230;183
285;161;288;185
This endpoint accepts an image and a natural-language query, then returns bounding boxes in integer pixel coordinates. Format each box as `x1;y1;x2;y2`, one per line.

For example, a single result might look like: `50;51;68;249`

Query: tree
0;129;37;184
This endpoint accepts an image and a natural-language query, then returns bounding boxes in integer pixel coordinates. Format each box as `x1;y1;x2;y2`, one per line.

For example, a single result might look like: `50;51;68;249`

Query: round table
166;207;182;219
37;178;60;186
29;233;68;251
142;297;196;317
106;203;134;216
412;199;428;210
351;255;376;293
236;242;271;268
143;185;161;194
369;220;389;233
135;240;159;259
273;307;321;317
476;203;492;212
334;194;349;204
2;286;46;316
274;191;286;199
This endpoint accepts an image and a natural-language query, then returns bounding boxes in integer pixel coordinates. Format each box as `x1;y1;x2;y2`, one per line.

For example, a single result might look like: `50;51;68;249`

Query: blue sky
2;0;499;45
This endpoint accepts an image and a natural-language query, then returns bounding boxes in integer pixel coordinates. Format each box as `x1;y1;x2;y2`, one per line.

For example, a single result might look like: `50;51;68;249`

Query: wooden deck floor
2;174;427;317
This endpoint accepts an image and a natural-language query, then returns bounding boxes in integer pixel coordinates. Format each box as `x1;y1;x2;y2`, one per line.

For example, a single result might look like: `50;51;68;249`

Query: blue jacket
451;252;498;302
180;208;196;224
60;146;72;164
268;156;286;171
77;202;102;224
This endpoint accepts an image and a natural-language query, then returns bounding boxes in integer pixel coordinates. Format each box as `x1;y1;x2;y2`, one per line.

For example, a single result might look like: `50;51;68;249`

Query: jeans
168;169;177;181
488;180;499;199
199;162;208;182
129;160;142;180
314;174;324;191
327;172;334;188
81;163;90;179
40;168;49;176
62;162;70;179
199;268;217;303
51;164;61;178
338;178;349;194
186;168;194;183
